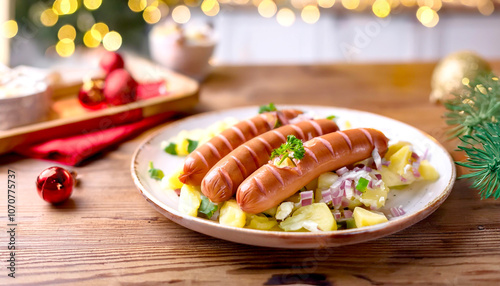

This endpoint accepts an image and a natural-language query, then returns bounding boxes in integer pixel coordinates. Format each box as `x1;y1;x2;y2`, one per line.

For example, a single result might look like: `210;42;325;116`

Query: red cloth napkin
15;112;175;166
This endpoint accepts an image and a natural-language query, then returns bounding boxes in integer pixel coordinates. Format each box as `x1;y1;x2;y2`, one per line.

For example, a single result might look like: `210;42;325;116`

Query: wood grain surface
1;63;500;285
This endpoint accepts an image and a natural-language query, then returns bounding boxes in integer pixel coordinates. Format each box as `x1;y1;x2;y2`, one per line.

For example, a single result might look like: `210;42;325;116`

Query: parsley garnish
164;142;177;155
270;135;305;166
259;103;277;114
187;139;198;153
148;161;164;181
326;115;336;120
198;195;218;218
356;177;369;192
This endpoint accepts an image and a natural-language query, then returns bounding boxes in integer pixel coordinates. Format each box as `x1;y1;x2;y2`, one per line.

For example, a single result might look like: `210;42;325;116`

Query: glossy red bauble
36;167;75;204
78;78;106;110
99;51;125;75
103;69;138;106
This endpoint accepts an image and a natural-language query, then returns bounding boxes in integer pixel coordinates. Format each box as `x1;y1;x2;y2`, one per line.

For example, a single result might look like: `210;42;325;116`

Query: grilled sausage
201;119;339;202
236;128;389;214
179;109;303;186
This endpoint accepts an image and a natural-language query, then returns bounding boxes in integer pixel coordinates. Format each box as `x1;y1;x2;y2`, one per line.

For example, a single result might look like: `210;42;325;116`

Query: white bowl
131;105;456;248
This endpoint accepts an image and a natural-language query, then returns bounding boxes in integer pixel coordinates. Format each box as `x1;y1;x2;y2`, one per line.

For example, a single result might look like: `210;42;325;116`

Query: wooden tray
0;57;199;155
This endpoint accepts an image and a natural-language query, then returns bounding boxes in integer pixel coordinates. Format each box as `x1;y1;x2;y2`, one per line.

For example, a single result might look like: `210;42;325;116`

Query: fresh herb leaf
187;139;198;153
270;135;305;166
198;195;218;218
326;115;336;120
148;161;164;181
356;177;369;192
164;142;177;155
259;103;277;114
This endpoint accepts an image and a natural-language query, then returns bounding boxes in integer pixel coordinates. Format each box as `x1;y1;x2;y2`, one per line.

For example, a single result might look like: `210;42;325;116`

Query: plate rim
130;105;456;241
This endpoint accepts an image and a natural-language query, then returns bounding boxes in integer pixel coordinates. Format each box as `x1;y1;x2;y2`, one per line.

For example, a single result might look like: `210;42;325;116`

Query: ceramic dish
131;105;456;248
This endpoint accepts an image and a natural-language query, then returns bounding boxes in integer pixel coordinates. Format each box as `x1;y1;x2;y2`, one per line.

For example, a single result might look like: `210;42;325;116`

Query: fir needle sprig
444;73;500;139
456;123;500;199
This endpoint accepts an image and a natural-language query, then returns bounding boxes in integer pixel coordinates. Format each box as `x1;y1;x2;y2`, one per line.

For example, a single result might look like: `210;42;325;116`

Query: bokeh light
129;0;148;12
301;5;320;24
417;6;439;27
84;0;102;10
56;39;75;57
372;0;391;18
103;31;122;51
83;30;100;48
478;0;494;15
258;0;277;18
1;20;18;39
53;0;79;15
172;5;191;23
276;8;295;27
318;0;335;8
342;0;360;9
201;0;220;16
90;22;109;42
40;9;58;27
143;6;162;23
58;24;76;41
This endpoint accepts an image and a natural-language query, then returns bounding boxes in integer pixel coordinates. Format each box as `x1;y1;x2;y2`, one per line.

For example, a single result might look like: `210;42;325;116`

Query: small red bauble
103;69;138;106
78;78;106;110
99;51;125;75
36;167;75;204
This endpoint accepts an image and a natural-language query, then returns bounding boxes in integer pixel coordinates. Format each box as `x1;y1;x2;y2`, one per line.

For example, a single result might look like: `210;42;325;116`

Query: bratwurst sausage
179;109;303;186
201;119;339;203
236;128;389;214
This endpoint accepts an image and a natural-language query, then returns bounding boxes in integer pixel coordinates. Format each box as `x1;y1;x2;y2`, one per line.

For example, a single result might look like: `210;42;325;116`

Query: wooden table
2;63;500;285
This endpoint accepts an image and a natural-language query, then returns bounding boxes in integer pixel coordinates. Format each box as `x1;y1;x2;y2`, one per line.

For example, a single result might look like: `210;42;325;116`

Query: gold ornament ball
430;51;491;103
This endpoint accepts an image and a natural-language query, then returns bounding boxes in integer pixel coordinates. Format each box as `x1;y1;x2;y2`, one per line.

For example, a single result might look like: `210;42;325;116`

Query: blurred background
2;0;500;68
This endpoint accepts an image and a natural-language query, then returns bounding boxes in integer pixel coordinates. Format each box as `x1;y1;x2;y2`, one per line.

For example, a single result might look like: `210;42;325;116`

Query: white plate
131;105;456;248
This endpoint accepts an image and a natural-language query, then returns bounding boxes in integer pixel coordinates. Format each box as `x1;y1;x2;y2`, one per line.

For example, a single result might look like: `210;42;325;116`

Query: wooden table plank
1;63;500;285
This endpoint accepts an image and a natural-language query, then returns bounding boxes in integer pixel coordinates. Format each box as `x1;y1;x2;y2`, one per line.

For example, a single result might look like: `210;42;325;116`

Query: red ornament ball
36;167;75;204
99;51;124;75
78;78;106;110
103;69;138;106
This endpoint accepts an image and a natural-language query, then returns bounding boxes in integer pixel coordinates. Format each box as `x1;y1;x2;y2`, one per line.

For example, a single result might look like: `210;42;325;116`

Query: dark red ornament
99;51;125;75
103;69;138;106
78;78;106;110
36;167;75;204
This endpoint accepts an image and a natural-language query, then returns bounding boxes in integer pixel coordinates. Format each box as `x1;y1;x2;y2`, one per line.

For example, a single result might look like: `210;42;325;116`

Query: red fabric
15;112;175;166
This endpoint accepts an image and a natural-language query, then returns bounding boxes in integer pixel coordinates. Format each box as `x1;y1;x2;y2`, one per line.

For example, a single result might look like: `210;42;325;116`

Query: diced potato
263;206;277;217
360;183;389;209
389;145;412;175
418;160;440;181
384;141;411;160
178;185;202;217
176;138;189;156
280;203;336;232
353;207;388;227
317;172;339;189
276;202;295;220
161;168;184;190
305;178;318;191
379;166;414;187
219;200;246;228
285;192;301;204
246;215;278;230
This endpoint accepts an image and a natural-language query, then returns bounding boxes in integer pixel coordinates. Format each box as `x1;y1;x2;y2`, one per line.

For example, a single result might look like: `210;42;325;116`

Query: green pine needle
444;73;500;139
456;123;500;199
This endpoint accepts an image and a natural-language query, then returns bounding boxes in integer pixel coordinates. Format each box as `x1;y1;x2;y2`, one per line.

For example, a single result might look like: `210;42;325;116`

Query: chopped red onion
300;190;314;200
344;210;353;218
301;198;313;207
411;152;420;161
336;167;349;176
340;180;346;191
400;176;407;183
422;149;429;161
412;164;421;178
321;190;332;203
332;197;342;206
364;166;373;172
354;188;362;196
333;210;341;220
390;206;406;217
341;197;351;207
356;164;365;169
353;166;361;172
330;187;340;198
345;180;352;191
382;159;390;166
370;205;378;210
372;148;382;170
375;174;382;180
368;180;374;189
